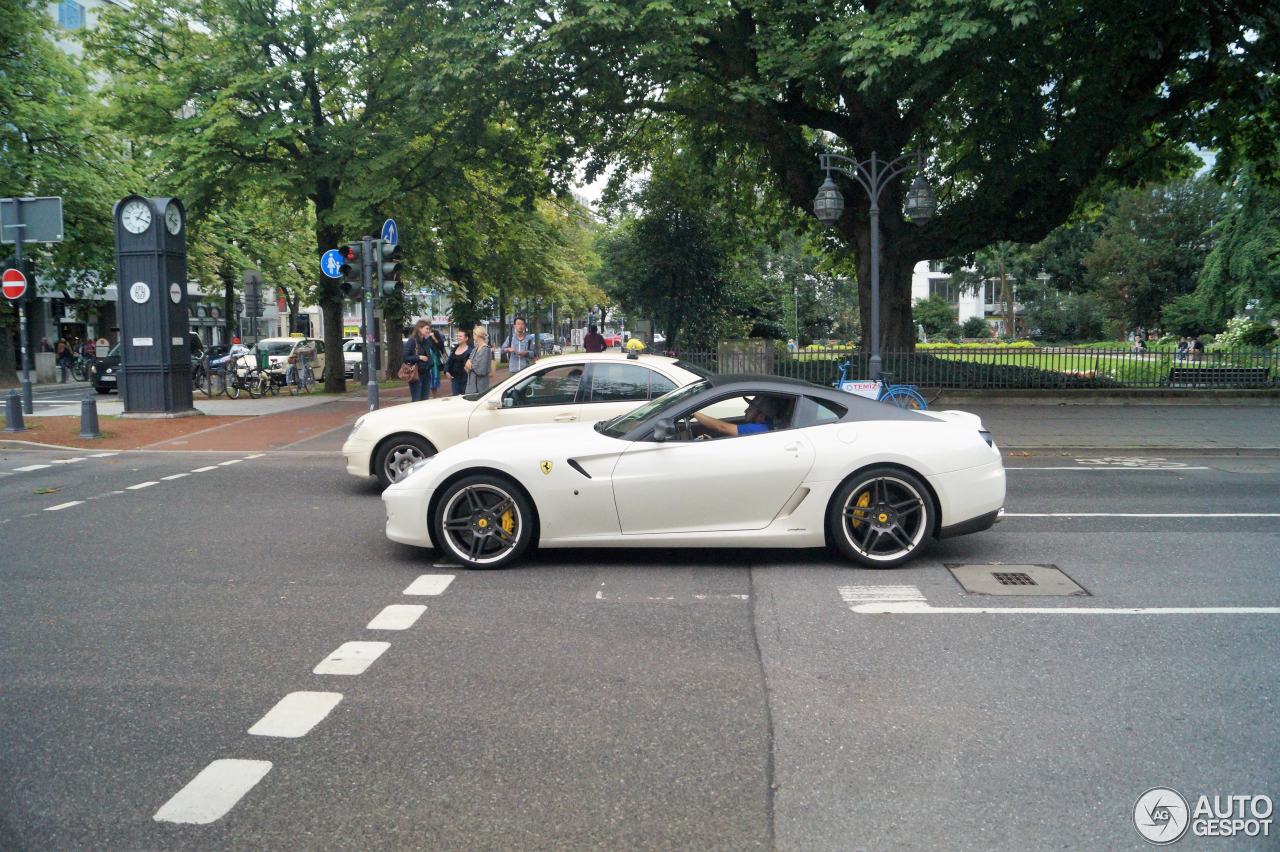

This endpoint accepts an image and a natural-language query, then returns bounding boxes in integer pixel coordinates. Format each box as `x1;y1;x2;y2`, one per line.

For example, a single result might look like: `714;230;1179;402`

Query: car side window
588;363;652;403
649;371;677;398
313;340;325;354
794;396;847;428
506;364;583;407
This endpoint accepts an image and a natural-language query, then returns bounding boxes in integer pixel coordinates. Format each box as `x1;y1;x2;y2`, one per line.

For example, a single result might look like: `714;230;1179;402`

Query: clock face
165;202;182;235
121;200;152;235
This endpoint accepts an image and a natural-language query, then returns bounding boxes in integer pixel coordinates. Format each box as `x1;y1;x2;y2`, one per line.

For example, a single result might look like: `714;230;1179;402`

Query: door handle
784;443;801;452
554;414;577;422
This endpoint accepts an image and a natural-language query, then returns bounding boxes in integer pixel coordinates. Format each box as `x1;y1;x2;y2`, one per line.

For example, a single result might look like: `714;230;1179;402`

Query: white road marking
248;691;343;738
127;481;158;490
88;452;117;458
191;466;219;473
161;473;190;480
50;457;87;464
217;459;242;466
1007;466;1210;471
838;584;927;605
44;501;84;512
108;490;125;495
367;604;427;630
403;574;455;596
1005;512;1280;518
153;759;272;824
245;454;264;459
313;641;391;675
851;601;1280;615
13;464;51;472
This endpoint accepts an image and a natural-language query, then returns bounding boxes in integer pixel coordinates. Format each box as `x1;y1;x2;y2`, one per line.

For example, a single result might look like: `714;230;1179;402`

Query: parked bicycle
70;354;94;383
833;360;929;410
284;347;315;395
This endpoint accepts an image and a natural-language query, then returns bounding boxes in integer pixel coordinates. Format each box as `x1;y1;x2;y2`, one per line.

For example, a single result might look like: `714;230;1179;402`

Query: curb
934;390;1280;406
1000;446;1280;456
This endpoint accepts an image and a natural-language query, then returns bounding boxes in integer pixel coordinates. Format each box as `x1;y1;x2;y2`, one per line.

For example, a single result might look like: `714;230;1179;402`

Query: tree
1024;291;1106;341
1193;169;1280;326
961;316;991;338
494;0;1274;352
1;0;140;381
913;296;960;340
1083;177;1224;331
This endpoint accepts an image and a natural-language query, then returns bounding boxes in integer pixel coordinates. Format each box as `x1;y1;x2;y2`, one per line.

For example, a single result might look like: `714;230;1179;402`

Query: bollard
79;391;102;439
4;389;25;432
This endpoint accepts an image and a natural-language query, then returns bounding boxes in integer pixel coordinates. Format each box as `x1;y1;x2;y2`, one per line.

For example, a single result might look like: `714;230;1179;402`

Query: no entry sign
2;267;27;300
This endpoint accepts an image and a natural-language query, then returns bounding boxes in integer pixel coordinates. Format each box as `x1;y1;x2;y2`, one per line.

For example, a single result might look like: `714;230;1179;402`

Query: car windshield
673;360;712;380
343;340;361;352
599;379;710;438
261;341;296;356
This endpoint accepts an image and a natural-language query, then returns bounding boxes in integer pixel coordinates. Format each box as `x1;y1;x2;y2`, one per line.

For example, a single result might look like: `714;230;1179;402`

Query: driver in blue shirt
693;396;781;438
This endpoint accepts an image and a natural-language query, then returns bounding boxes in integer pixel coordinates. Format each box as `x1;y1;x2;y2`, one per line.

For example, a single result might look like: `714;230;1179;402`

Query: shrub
1210;317;1278;350
961;316;991;338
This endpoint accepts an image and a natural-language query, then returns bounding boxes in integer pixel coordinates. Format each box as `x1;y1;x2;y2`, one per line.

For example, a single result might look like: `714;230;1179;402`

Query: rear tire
431;474;534;569
828;466;935;568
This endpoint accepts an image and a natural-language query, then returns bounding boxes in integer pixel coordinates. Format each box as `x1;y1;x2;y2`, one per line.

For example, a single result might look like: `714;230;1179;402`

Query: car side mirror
653;418;675;442
487;397;501;410
502;395;515;409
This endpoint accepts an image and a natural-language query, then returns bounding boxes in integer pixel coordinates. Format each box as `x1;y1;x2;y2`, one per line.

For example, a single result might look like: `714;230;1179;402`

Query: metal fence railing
660;346;1280;390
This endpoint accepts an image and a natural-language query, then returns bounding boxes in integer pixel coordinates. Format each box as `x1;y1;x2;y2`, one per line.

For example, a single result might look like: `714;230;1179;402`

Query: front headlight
349;415;367;441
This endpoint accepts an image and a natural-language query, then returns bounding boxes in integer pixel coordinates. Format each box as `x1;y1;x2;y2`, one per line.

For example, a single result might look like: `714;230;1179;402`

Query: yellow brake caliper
850;490;871;529
501;510;515;535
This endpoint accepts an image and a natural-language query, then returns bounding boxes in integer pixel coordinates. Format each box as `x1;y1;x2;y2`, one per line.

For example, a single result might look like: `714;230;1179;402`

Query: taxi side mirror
487;397;501;410
653;418;675;442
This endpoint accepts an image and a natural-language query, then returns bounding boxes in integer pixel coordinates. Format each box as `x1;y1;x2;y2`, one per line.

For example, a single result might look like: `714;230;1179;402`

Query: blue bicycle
833;360;929;410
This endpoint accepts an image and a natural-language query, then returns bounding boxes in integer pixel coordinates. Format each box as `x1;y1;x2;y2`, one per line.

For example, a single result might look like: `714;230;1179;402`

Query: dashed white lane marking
838;585;927;605
161;473;190;480
852;601;1280;615
248;691;343;738
153;759;272;824
1005;512;1280;518
245;454;264;459
44;501;84;512
50;457;87;464
313;641;391;675
191;466;219;473
403;574;455;596
127;481;158;490
13;464;51;472
217;459;242;466
367;604;427;630
88;452;117;458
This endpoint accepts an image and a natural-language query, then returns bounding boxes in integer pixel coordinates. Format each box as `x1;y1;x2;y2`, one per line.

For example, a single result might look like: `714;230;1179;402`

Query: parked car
342;338;364;378
253;337;328;379
344;352;707;487
382;374;1006;569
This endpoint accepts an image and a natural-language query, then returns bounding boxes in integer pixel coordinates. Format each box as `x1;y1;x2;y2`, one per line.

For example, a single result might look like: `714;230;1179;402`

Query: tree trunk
222;270;236;341
0;313;18;386
383;291;406;380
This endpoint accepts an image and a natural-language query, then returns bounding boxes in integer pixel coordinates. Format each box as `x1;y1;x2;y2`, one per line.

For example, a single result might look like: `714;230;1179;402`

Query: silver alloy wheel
439;482;522;565
840;474;929;563
384;442;429;484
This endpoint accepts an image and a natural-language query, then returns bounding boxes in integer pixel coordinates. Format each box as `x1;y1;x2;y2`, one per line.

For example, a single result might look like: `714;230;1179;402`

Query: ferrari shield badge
540;460;553;475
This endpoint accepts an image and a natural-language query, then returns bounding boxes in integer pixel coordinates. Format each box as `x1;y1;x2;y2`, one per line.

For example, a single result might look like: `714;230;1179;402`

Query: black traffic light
339;244;364;298
376;239;402;297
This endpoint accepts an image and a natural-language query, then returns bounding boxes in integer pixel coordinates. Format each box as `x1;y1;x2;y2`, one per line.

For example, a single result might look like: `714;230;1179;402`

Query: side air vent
567;459;591;479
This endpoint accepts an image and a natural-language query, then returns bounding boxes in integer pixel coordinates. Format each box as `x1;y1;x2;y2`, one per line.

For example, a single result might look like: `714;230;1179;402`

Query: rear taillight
979;430;994;447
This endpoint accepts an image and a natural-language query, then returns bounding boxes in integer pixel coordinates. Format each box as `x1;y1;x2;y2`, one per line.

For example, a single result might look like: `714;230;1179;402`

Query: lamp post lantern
813;150;934;380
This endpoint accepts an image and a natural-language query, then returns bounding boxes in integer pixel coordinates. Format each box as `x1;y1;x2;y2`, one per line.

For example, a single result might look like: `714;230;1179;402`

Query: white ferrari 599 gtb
382;374;1005;569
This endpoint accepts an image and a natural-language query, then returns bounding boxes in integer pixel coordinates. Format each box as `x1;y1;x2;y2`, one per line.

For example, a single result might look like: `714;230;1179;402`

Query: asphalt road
0;447;1276;850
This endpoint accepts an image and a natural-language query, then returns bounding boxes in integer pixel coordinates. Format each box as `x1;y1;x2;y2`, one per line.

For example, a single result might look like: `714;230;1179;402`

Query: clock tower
112;195;196;415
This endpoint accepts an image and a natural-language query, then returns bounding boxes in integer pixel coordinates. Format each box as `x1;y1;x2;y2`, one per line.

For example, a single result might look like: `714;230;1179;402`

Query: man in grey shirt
502;316;537;373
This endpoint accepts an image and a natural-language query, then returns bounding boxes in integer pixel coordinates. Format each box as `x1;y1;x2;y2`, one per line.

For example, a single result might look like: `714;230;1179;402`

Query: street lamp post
813;150;935;380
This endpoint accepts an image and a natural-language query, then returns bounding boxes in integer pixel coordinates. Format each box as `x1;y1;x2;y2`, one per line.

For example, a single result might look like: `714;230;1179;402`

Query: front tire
374;434;436;488
431;474;533;569
828;466;934;568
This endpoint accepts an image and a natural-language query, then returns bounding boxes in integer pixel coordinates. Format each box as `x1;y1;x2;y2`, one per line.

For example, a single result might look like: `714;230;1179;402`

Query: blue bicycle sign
320;249;344;279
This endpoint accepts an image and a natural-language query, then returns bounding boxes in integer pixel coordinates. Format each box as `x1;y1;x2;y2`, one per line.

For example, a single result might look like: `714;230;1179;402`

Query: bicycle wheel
300;365;314;393
225;370;241;399
247;371;264;399
286;366;300;395
208;370;224;397
881;385;927;410
72;361;89;382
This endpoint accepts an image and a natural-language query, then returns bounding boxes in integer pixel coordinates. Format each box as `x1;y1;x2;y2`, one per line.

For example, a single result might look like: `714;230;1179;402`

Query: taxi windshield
599;379;709;438
260;341;297;356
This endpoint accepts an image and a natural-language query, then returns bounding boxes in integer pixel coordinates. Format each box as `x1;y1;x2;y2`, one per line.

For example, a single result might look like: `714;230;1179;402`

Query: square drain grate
946;564;1089;597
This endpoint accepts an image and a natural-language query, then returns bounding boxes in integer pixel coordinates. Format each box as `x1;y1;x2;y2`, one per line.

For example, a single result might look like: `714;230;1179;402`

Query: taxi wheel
431;474;533;570
828;466;934;568
375;434;436;488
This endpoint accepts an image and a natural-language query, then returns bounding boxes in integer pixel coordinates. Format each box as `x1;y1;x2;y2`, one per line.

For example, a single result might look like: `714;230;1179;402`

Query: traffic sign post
362;235;378;411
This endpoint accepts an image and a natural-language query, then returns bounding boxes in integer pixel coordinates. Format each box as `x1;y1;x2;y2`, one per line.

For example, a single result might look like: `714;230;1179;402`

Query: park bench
1166;366;1273;387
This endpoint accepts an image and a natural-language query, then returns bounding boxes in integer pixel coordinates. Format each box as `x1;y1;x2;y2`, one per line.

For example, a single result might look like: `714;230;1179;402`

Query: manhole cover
946;564;1089;597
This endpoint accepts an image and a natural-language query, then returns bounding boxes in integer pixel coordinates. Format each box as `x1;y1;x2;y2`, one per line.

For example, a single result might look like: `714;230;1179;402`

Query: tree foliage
1193;170;1280;325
